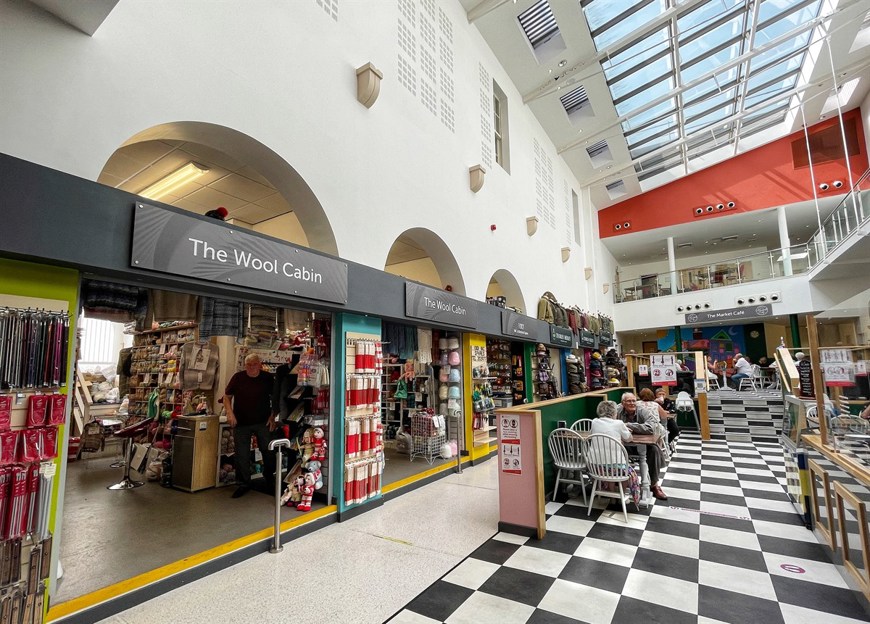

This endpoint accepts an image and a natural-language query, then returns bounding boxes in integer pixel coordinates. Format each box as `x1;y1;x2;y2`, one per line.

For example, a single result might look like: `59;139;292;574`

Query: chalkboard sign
797;360;814;398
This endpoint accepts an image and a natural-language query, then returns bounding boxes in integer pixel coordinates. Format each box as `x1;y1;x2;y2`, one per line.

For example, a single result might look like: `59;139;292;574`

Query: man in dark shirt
224;353;276;498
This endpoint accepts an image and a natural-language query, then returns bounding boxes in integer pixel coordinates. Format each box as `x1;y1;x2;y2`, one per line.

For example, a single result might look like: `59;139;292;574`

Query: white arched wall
0;0;617;320
119;123;338;255
487;269;526;314
384;228;466;295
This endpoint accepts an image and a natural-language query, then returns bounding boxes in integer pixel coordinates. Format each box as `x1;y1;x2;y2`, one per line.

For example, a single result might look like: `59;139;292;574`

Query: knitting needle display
0;309;69;390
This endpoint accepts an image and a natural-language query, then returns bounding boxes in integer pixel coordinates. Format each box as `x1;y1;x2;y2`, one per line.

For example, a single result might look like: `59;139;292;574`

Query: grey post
268;438;292;553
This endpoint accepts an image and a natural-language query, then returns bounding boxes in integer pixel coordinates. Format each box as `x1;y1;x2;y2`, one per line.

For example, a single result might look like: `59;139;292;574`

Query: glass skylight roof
582;0;824;182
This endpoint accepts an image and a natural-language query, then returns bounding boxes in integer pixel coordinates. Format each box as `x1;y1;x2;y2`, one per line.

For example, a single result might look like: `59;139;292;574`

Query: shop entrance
58;280;334;604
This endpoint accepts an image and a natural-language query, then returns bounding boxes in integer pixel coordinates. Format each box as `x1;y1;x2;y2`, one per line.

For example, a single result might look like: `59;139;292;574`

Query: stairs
705;387;784;444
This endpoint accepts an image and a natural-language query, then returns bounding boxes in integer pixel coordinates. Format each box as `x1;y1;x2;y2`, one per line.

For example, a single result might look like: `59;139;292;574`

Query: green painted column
789;314;801;348
673;326;682;351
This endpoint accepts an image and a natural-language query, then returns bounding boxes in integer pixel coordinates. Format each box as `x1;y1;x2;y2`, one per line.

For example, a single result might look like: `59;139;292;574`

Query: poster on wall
638;364;649;376
650;354;677;386
820;349;856;387
500;414;521;475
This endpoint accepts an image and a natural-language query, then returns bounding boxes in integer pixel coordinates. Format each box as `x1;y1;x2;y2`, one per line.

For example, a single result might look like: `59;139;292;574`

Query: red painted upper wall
598;109;868;237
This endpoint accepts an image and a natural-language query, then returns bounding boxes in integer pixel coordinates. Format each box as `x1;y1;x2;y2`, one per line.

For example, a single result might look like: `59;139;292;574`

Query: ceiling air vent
586;140;613;167
518;0;560;50
605;180;626;200
560;85;594;121
677;242;693;249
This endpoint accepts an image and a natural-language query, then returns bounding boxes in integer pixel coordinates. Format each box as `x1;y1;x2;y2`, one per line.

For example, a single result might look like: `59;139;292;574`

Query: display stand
409;411;446;465
343;334;383;506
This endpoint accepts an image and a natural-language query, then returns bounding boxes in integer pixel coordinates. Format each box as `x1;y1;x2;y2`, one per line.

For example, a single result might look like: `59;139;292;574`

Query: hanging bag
394;378;408;400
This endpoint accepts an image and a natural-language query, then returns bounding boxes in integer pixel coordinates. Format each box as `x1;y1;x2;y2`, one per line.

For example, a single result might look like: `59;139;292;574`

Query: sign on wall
548;324;574;347
651;354;677;386
685;304;772;324
405;282;479;328
131;203;348;303
579;329;595;348
500;414;522;475
502;310;533;339
599;330;613;346
820;349;856;387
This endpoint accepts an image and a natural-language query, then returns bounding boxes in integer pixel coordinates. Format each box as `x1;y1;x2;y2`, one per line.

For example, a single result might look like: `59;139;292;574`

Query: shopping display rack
409;411;446;465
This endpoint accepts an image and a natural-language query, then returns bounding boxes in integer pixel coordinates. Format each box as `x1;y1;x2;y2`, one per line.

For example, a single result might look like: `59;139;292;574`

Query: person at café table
617;392;668;501
729;352;752;389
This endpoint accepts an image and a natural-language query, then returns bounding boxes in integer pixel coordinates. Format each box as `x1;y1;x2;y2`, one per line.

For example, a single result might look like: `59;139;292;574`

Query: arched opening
485;269;526;314
98;122;338;255
384;228;466;295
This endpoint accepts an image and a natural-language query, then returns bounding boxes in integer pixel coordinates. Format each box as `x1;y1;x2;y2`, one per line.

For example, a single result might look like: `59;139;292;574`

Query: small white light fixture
140;162;209;200
561;247;570;262
526;216;539;236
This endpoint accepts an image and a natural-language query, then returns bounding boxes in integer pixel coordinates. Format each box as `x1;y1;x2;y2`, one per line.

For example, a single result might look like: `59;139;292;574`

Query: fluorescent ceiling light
140;162;209;200
776;253;809;261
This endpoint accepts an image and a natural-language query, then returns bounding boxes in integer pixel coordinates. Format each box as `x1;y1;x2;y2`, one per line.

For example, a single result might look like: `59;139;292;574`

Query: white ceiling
99;140;293;226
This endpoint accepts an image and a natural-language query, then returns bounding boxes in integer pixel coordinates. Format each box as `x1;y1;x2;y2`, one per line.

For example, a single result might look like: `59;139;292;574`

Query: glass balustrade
613;244;813;303
613;167;870;304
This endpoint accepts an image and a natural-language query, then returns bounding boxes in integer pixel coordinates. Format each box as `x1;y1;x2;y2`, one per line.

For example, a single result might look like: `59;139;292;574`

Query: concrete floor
55;455;326;604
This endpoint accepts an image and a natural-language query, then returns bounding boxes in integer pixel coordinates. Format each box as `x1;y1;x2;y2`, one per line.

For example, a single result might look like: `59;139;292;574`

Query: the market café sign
405;282;478;328
131;203;348;303
684;304;772;324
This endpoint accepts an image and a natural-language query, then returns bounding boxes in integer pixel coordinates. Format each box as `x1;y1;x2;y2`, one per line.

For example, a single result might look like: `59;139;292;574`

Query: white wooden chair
570;419;592;432
583;434;638;523
707;377;720;390
548;428;587;505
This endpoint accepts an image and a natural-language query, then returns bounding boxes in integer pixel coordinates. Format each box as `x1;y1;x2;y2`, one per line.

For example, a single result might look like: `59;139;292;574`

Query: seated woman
638;387;672;462
706;355;722;386
589;400;640;506
654;387;680;451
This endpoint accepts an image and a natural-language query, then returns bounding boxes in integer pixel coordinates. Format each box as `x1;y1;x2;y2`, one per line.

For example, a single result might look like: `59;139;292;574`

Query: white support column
667;236;677;294
778;206;792;276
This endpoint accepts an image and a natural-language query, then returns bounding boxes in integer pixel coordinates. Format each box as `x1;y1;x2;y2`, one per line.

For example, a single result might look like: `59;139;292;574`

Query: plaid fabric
198;298;244;339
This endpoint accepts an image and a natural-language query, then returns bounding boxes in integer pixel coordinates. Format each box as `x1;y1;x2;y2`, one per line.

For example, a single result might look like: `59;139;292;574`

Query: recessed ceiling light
558;59;567;67
548;69;552;74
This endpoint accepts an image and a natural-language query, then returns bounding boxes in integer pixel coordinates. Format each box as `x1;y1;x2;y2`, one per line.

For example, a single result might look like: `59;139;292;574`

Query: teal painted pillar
789;314;801;348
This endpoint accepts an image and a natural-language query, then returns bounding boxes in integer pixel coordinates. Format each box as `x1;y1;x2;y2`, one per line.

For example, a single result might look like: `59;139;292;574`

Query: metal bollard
268;438;291;553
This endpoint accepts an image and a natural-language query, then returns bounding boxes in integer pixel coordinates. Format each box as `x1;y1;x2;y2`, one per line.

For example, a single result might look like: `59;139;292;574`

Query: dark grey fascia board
0;152;547;340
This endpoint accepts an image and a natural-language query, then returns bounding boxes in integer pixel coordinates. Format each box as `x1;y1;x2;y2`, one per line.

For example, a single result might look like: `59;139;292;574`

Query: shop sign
579;329;595;348
684;304;772;324
404;282;478;328
131;203;348;303
501;310;532;339
549;324;574;347
599;330;613;346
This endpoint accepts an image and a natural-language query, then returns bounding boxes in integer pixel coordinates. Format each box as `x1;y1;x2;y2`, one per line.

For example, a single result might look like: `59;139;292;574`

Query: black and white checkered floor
388;433;870;624
707;387;784;444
